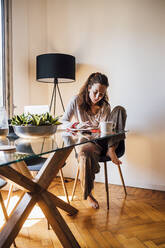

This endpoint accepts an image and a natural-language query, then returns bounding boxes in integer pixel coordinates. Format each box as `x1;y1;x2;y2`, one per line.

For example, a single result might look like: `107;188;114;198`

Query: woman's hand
76;121;92;129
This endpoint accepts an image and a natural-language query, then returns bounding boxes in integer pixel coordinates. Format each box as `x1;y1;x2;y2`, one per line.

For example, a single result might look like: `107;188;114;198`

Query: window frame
1;0;13;117
1;0;5;107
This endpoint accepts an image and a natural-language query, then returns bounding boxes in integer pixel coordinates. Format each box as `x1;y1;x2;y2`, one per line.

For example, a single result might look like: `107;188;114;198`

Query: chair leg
47;169;70;230
71;167;80;201
0;191;8;221
0;192;17;248
6;183;14;210
117;164;127;196
59;168;70;204
104;162;110;210
47;220;51;230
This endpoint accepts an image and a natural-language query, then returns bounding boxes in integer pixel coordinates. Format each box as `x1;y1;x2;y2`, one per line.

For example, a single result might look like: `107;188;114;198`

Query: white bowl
13;125;57;139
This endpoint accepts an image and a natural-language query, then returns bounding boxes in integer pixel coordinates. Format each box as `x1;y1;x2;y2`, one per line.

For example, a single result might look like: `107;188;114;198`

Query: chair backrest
16;142;34;154
8;119;19;140
24;105;49;115
15;140;47;170
115;139;125;158
99;139;125;163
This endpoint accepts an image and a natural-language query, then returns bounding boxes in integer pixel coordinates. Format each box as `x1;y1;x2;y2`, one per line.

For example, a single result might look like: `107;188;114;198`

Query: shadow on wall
126;130;165;190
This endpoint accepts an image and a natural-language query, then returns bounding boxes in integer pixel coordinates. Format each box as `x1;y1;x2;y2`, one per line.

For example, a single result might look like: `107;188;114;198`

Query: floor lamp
36;53;76;116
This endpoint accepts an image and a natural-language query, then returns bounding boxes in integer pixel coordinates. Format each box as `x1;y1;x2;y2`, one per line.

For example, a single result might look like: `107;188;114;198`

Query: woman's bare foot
87;193;99;209
108;146;122;166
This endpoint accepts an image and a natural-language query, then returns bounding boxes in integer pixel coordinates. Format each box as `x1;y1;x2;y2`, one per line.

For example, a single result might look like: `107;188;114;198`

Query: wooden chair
8;123;70;204
15;141;70;204
71;140;127;209
7;124;70;230
0;178;17;247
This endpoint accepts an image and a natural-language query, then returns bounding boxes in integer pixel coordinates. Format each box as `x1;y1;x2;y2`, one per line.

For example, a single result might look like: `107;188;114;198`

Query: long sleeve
61;95;111;128
61;96;77;128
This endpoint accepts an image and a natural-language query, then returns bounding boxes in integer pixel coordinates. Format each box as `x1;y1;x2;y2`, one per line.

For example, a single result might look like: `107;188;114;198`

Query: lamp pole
49;78;65;116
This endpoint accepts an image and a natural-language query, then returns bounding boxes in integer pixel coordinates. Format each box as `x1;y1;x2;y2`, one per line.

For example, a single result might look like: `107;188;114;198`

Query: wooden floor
1;177;165;248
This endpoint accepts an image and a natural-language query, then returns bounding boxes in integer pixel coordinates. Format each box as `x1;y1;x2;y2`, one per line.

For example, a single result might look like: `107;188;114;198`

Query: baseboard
95;176;165;192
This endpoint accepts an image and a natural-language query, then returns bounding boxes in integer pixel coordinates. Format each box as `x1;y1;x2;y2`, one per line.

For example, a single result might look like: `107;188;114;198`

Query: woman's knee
110;105;127;130
78;143;96;155
79;149;90;158
112;105;127;117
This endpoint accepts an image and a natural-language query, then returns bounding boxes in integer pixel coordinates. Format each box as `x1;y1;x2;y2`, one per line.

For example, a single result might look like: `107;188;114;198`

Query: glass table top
0;129;126;167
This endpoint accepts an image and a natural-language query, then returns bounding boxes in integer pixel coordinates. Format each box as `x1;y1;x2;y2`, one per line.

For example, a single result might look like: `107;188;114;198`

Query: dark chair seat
24;156;66;171
99;140;125;162
25;157;47;171
0;178;7;189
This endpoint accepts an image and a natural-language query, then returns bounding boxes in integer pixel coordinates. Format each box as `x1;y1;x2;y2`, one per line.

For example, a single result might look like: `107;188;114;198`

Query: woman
62;72;127;209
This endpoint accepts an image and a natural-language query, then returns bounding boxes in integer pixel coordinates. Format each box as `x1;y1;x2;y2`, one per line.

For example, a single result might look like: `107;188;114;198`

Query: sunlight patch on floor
0;207;5;227
0;194;77;229
58;195;78;201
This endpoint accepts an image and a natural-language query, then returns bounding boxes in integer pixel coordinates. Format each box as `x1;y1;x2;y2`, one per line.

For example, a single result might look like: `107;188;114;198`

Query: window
0;0;13;116
0;0;3;107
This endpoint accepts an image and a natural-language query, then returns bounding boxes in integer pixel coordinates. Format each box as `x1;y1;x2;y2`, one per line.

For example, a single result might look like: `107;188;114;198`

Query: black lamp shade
36;53;75;83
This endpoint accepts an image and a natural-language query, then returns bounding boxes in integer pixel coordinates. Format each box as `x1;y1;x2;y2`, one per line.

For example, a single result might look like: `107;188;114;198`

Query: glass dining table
0;129;126;248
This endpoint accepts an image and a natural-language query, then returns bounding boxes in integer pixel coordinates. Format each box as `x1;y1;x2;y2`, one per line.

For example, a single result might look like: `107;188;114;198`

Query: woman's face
88;83;107;105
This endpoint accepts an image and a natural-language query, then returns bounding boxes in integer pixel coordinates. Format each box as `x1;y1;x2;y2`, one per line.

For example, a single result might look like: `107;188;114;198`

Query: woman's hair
77;72;109;112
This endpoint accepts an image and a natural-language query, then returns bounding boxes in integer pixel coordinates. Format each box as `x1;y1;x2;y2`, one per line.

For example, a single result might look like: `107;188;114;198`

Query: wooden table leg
45;190;78;215
0;147;81;248
39;192;80;248
0;193;37;248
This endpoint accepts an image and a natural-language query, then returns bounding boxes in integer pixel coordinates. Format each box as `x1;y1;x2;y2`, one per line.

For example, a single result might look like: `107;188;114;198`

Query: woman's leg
78;142;102;208
107;106;127;165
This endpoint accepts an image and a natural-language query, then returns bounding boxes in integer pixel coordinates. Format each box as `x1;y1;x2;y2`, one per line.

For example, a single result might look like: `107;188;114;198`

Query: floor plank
1;178;165;248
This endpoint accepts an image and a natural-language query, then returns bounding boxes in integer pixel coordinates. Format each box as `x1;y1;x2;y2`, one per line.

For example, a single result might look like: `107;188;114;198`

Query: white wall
12;0;49;114
12;0;165;191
